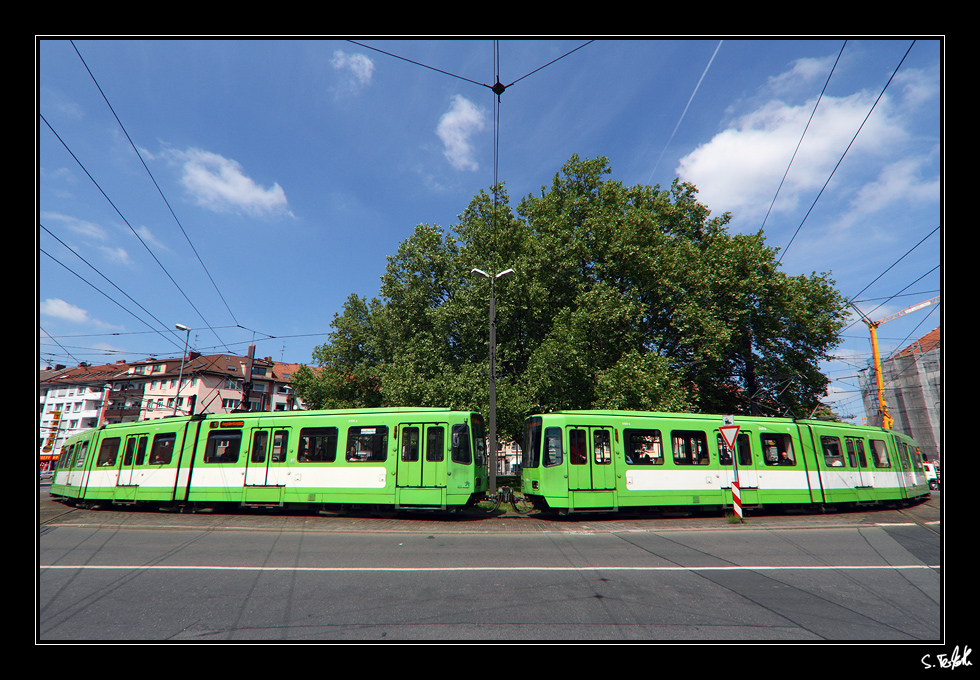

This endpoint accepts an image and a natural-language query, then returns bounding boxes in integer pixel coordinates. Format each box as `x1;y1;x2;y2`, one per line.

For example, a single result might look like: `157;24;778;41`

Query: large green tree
294;155;848;443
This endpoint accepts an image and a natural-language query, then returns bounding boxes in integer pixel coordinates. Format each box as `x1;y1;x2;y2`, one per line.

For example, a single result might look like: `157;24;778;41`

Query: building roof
40;354;313;388
893;326;941;358
38;360;130;387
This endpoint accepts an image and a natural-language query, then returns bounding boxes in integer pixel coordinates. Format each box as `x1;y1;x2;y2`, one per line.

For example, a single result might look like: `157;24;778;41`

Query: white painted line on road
40;564;941;573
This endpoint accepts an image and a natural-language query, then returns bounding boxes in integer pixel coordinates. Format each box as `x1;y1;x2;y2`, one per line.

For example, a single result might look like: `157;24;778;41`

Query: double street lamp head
470;268;515;280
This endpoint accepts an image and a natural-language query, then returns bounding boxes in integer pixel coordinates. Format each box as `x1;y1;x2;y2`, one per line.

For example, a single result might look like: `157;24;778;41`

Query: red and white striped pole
731;480;742;521
721;417;743;523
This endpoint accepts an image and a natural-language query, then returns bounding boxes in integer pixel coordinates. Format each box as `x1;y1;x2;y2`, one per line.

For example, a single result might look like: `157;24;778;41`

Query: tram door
846;437;875;502
568;427;616;491
718;431;759;506
115;434;147;502
396;424;447;489
243;428;289;503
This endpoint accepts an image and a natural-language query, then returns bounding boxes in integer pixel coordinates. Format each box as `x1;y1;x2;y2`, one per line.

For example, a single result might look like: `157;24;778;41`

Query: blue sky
37;38;943;424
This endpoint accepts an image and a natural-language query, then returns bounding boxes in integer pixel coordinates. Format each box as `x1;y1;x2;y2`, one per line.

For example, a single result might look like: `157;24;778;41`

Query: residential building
38;361;126;470
38;351;310;469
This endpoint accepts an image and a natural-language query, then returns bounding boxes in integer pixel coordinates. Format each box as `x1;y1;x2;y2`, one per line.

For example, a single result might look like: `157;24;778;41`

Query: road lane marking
40;564;941;572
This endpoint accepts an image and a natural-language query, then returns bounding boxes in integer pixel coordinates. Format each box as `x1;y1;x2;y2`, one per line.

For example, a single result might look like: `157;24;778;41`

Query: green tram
49;408;488;512
520;411;930;514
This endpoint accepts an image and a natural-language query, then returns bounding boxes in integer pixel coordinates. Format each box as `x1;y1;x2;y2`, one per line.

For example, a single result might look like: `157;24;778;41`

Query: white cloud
97;246;134;266
40;298;123;330
40;211;108;241
167;148;291;217
436;95;486;172
849;157;940;219
135;225;169;252
676;89;908;225
40;298;92;324
330;50;375;95
766;56;837;95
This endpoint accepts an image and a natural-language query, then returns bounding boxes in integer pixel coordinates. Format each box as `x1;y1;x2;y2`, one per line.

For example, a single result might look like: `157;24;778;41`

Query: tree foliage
294;155;848;444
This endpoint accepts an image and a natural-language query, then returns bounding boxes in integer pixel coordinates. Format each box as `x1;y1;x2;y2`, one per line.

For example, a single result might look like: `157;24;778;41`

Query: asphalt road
38;487;947;649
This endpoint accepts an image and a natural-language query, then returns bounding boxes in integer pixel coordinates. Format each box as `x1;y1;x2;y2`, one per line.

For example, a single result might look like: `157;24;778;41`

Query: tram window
594;431;612;465
845;439;856;467
736;434;753;466
149;433;176;465
899;442;911;470
671;431;709;465
717;433;754;466
761;433;794;466
626;429;664;465
272;431;288;463
451;424;471;464
870;439;891;468
844;438;867;468
204;430;241;463
97;438;121;467
74;441;89;468
347;426;388;462
523;419;541;468
402;427;420;462
717;435;732;465
298;427;337;462
135;437;148;466
471;416;486;467
569;430;587;465
123;438;136;466
427;427;445;462
251;431;268;464
821;436;844;467
543;427;563;467
909;444;923;471
58;444;73;469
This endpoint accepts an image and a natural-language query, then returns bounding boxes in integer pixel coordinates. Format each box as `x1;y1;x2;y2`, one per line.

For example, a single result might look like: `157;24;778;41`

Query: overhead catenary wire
40;40;936;381
70;41;241;329
759;40;846;235
39;113;232;354
40;246;186;352
40;224;185;352
778;40;916;264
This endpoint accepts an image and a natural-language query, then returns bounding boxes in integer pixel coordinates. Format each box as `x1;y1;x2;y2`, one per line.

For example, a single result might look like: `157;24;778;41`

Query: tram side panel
50;432;96;501
50;420;193;505
794;421;929;506
717;420;817;507
519;411;932;514
183;416;395;506
181;411;487;509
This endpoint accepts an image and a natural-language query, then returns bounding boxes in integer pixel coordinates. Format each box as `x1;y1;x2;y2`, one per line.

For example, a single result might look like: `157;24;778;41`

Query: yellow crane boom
850;296;939;430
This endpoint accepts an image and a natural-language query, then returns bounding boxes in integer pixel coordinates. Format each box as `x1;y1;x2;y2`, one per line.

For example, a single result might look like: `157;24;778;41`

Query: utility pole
241;344;255;412
471;268;515;496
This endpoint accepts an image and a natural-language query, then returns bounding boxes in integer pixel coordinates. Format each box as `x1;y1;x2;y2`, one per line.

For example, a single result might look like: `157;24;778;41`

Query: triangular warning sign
719;425;740;451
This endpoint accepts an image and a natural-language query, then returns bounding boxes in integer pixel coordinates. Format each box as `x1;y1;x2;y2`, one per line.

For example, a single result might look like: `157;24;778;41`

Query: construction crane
850;296;939;429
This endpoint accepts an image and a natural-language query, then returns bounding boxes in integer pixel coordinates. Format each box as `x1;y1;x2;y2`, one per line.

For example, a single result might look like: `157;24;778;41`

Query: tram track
39;502;83;528
893;494;941;535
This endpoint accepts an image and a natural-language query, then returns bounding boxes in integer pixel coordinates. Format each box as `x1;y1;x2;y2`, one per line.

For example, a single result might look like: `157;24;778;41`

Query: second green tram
520;411;930;513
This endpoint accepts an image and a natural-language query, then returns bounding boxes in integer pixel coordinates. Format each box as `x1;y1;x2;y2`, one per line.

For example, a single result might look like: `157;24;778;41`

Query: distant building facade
38;352;309;470
859;326;941;462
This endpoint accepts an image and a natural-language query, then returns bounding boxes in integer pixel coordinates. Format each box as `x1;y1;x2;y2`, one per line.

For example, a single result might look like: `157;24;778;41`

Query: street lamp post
173;324;191;416
471;268;514;497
